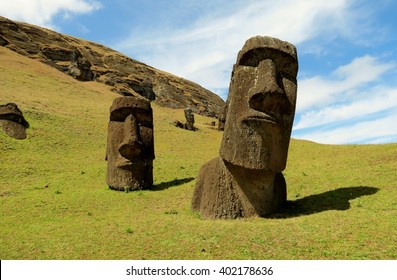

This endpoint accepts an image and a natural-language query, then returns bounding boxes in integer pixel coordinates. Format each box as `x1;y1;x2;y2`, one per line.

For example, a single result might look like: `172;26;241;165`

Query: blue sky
1;0;397;144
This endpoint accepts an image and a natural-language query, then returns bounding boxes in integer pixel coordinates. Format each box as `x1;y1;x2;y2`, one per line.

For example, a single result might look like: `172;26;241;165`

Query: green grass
1;47;397;260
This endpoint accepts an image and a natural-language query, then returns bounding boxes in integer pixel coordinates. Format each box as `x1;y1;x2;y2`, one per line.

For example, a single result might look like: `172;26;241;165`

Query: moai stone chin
192;36;298;218
106;96;155;191
0;103;29;140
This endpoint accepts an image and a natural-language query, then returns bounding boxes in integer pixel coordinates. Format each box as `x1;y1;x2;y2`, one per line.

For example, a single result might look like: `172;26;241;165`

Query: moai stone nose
248;60;291;117
118;114;143;159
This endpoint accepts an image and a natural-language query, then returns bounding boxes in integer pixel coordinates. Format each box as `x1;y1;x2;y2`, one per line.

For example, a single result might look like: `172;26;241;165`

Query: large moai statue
106;96;155;191
192;36;298;218
0;103;29;140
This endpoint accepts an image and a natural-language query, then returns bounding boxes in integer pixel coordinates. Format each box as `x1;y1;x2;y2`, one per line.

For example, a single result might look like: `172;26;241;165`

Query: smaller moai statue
217;105;226;131
0;103;29;140
106;96;155;191
184;108;195;131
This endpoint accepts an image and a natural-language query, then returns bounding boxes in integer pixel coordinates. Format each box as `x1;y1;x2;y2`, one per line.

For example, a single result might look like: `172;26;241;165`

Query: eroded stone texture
184;108;195;131
0;103;29;139
106;96;154;191
68;51;94;81
173;108;196;131
192;36;298;218
0;15;225;117
217;104;226;131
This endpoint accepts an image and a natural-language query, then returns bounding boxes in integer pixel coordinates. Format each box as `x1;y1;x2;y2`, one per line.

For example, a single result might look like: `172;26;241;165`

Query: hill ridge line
0;16;225;118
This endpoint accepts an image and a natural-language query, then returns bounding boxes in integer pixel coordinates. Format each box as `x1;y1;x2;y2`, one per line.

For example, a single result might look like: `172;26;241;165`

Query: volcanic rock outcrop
192;36;298;218
0;16;224;118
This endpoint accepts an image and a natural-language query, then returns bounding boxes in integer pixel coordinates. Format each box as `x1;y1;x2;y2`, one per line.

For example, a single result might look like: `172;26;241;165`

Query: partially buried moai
184;108;195;131
192;36;298;218
0;103;29;140
106;96;154;191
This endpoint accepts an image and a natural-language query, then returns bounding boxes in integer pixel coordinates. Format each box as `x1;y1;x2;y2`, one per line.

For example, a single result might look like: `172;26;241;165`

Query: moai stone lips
0;103;29;140
106;96;154;191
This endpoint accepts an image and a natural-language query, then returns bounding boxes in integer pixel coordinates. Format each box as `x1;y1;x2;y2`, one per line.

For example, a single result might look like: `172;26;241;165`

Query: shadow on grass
151;177;195;191
269;186;379;219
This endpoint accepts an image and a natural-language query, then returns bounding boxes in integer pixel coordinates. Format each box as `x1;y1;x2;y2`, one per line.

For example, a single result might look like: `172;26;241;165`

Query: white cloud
296;55;395;112
114;0;355;90
294;110;397;144
112;0;397;144
2;0;394;144
0;0;101;29
294;86;397;130
293;55;397;144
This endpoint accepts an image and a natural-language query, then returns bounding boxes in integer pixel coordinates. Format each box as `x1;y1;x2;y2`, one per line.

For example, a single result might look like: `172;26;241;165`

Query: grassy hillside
1;47;396;259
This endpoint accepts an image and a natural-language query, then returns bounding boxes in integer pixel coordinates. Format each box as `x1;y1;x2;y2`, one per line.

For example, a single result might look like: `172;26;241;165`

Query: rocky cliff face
0;16;225;117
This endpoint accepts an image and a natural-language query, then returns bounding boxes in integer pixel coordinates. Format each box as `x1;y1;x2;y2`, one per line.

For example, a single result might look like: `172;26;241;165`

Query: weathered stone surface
106;96;155;191
0;16;225;118
128;78;156;101
192;36;298;219
0;35;9;46
41;45;75;61
192;157;286;218
220;36;298;171
0;103;29;139
173;108;197;131
184;108;195;131
68;51;94;81
217;104;226;131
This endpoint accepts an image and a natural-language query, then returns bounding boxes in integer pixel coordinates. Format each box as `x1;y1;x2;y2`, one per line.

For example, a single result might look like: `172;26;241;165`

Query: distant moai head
0;103;29;140
184;108;194;123
220;36;298;172
217;104;227;131
184;107;195;130
106;96;154;191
